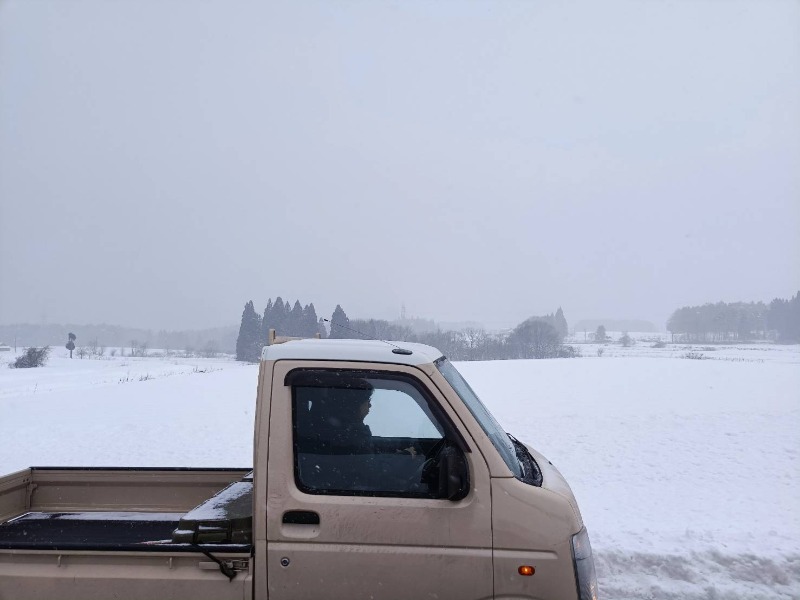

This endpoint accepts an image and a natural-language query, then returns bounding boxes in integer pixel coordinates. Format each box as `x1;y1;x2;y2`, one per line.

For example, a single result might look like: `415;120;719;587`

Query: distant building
0;343;11;352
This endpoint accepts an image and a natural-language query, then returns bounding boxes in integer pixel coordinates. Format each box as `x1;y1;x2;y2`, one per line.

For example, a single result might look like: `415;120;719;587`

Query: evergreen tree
236;301;251;360
303;303;319;336
249;307;264;360
272;297;286;335
283;299;292;333
261;299;274;344
329;305;351;339
790;292;800;342
236;301;262;362
289;300;304;336
595;325;607;342
768;291;800;342
554;307;569;340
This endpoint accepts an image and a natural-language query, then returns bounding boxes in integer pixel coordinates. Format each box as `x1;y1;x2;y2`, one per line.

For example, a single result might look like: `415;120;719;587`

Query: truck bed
0;467;252;552
0;467;253;599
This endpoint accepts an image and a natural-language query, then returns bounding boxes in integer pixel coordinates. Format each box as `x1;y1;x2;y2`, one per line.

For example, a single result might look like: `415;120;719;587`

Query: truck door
265;362;493;600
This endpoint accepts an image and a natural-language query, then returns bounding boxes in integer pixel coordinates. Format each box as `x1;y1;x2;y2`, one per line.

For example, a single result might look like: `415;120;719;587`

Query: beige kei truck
0;338;598;600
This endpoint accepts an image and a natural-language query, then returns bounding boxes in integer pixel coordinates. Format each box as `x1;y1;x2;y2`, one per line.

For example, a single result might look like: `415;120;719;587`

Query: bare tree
129;340;148;357
461;328;489;361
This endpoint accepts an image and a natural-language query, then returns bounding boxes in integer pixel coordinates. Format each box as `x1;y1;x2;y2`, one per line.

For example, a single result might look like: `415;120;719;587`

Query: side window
292;375;450;498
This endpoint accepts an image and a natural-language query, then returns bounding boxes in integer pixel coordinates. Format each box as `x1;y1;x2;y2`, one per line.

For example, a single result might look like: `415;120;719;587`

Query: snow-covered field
1;342;798;599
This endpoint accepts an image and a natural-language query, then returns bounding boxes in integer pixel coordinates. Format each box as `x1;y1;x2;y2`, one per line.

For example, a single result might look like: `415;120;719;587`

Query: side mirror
438;446;469;501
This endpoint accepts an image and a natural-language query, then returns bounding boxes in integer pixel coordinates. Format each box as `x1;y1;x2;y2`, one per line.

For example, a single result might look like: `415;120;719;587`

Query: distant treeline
236;298;573;362
0;323;237;354
574;319;657;333
667;292;800;343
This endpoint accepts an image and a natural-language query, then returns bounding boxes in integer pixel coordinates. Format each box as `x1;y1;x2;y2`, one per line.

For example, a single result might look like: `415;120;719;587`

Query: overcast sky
1;0;798;332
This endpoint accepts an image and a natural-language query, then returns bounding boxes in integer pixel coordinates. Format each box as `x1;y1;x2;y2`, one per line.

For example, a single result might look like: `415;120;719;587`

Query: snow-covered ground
1;342;798;599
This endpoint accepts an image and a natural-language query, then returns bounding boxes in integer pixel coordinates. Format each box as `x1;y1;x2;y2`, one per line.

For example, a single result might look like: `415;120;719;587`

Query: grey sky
1;0;798;331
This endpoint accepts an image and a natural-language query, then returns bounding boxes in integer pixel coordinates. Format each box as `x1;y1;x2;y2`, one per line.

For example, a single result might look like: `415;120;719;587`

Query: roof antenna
322;319;413;355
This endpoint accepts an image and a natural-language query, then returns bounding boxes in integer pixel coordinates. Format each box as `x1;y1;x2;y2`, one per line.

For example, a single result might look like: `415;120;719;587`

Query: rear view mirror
438;446;469;501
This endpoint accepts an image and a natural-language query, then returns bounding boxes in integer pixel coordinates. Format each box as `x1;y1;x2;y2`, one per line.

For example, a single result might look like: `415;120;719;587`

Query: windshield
435;358;521;478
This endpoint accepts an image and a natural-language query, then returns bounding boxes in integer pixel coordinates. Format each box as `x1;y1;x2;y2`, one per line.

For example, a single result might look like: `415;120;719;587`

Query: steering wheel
404;437;447;492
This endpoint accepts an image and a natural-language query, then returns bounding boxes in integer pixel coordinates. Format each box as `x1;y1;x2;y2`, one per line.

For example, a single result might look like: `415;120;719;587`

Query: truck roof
261;338;444;367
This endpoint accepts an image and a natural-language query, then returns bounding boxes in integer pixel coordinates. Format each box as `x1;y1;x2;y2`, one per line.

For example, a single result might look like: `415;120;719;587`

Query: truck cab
255;338;596;600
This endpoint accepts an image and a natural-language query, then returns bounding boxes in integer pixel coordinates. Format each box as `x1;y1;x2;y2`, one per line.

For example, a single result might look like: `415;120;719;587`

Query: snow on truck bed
1;344;798;599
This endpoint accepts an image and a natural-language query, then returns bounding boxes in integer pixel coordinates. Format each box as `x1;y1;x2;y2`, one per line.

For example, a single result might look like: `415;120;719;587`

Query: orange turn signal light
518;565;535;576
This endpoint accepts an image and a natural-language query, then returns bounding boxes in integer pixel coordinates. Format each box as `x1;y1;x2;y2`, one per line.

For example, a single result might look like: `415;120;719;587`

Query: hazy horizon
0;295;792;336
1;1;798;333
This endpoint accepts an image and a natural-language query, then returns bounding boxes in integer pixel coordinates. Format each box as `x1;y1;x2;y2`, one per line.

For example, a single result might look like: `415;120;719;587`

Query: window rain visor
435;358;521;478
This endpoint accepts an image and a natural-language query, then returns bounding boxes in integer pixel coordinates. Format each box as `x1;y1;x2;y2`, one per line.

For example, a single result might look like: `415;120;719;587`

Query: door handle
282;510;320;525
